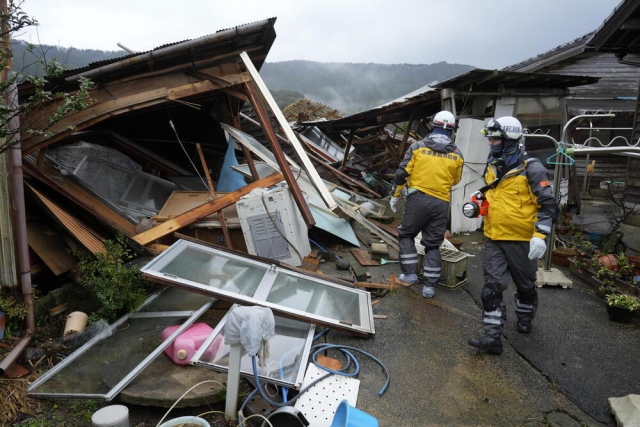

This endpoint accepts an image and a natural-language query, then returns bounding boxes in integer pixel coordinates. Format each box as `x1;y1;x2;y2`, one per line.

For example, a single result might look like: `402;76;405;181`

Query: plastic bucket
158;416;210;427
330;400;379;427
91;405;129;427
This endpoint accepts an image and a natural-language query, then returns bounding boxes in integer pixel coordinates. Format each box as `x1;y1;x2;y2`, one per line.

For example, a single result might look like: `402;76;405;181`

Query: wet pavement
116;195;640;426
316;195;640;427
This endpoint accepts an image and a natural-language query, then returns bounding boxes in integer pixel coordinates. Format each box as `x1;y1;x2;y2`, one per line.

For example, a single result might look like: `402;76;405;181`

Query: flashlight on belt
462;191;489;218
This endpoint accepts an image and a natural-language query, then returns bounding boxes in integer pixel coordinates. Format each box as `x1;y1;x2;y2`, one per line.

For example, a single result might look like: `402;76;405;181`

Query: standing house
504;0;640;201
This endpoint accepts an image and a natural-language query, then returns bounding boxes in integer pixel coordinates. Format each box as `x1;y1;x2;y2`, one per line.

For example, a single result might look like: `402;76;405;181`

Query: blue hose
241;329;390;423
311;343;390;396
309;238;328;253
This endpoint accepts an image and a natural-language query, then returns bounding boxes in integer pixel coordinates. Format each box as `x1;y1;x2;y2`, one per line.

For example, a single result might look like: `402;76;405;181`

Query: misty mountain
261;60;475;114
10;40;475;115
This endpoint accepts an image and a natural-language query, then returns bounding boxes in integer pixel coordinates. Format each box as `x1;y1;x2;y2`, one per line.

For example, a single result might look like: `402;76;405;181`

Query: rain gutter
0;79;34;374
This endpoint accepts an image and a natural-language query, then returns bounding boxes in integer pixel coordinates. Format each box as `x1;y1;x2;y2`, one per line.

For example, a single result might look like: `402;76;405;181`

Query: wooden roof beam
132;172;284;246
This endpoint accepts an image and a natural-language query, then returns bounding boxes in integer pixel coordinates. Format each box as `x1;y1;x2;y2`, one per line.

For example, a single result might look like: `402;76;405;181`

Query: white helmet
482;116;523;141
430;111;456;131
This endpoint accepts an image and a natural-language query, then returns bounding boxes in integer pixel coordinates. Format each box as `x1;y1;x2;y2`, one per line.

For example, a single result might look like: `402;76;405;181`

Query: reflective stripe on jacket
483;158;558;241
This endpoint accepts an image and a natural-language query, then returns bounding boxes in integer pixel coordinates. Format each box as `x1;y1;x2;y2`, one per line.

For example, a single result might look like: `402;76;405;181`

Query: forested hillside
10;40;475;115
261;60;475;114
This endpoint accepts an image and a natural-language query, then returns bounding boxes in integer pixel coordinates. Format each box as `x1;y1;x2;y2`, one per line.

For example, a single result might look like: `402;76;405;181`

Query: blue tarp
217;134;247;192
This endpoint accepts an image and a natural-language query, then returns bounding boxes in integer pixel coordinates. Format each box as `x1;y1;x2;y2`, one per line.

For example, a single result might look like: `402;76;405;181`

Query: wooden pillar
244;80;315;227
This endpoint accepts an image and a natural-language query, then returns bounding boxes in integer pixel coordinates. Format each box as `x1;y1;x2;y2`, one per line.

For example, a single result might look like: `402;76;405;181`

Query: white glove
528;236;547;260
389;197;400;213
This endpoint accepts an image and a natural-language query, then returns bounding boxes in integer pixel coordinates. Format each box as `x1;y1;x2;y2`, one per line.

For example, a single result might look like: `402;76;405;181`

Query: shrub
74;233;149;323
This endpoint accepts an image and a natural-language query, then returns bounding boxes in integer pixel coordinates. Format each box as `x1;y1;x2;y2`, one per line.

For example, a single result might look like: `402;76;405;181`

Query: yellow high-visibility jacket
393;133;464;202
482;159;558;241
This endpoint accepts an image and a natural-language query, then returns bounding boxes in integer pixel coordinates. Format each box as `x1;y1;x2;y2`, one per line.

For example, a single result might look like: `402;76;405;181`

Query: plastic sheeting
224;306;275;357
217;133;247;192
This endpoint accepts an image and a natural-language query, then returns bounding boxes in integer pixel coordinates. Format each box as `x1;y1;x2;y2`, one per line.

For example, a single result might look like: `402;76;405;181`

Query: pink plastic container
161;322;220;365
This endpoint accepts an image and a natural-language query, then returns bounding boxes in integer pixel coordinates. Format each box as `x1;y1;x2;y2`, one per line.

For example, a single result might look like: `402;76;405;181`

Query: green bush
0;290;29;337
74;233;149;323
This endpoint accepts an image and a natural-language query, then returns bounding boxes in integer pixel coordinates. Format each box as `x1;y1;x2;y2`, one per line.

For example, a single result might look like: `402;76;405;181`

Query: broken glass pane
192;305;314;389
142;239;374;336
28;287;215;400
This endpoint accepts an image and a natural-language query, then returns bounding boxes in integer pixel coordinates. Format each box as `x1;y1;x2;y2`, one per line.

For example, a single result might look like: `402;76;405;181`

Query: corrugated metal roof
587;0;640;54
65;18;278;74
506;0;640;71
19;18;277;97
431;68;599;90
503;33;592;72
305;69;598;130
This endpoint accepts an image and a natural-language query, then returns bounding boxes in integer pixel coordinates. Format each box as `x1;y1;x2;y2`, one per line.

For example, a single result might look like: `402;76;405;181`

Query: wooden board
27;221;78;276
350;249;380;266
370;219;400;238
154;191;238;222
133;172;283;246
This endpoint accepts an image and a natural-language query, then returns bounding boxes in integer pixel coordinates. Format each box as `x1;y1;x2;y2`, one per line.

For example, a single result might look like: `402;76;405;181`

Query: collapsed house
2;1;640;421
5;18;393;410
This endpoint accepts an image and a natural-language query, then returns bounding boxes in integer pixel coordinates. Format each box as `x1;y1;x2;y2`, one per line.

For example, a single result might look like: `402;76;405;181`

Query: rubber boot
422;285;435;298
517;320;532;333
468;336;503;355
514;293;537;334
399;273;417;284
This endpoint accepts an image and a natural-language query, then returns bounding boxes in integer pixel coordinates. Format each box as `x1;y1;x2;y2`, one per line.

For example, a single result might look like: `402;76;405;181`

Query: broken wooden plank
389;273;410;288
23;154;138;238
353;282;393;290
240;51;339;213
133;173;283;246
26;182;105;254
370;219;400;238
350;249;380;266
27;221;78;276
300;256;320;272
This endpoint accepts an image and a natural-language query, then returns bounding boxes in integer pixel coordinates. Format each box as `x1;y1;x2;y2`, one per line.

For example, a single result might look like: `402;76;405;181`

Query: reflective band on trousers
483;309;503;325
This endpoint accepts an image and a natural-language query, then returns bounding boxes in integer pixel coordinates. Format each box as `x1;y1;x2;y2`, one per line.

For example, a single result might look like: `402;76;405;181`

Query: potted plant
552;246;579;268
605;293;640;323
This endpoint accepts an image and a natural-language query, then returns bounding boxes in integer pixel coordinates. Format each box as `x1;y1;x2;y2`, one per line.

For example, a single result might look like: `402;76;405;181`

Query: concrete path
320;224;639;426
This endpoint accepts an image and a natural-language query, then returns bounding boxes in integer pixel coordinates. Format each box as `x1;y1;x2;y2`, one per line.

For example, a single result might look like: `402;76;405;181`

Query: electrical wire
168;116;212;193
155;379;226;427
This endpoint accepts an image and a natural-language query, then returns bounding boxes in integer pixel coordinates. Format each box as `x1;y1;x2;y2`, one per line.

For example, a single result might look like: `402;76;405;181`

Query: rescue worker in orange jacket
389;111;464;298
467;116;558;355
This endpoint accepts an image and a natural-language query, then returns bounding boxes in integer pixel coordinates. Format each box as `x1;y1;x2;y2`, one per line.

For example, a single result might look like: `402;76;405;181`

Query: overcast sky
16;0;622;70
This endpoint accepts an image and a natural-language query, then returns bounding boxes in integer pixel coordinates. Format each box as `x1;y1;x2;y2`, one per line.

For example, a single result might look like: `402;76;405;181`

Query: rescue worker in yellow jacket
467;116;558;355
389;111;464;298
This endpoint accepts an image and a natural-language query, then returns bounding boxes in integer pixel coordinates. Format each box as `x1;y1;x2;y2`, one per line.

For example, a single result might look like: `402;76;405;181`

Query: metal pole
525;113;614;271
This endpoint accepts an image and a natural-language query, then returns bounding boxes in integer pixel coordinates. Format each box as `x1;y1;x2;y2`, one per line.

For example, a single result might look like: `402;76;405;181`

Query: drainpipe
0;78;34;374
